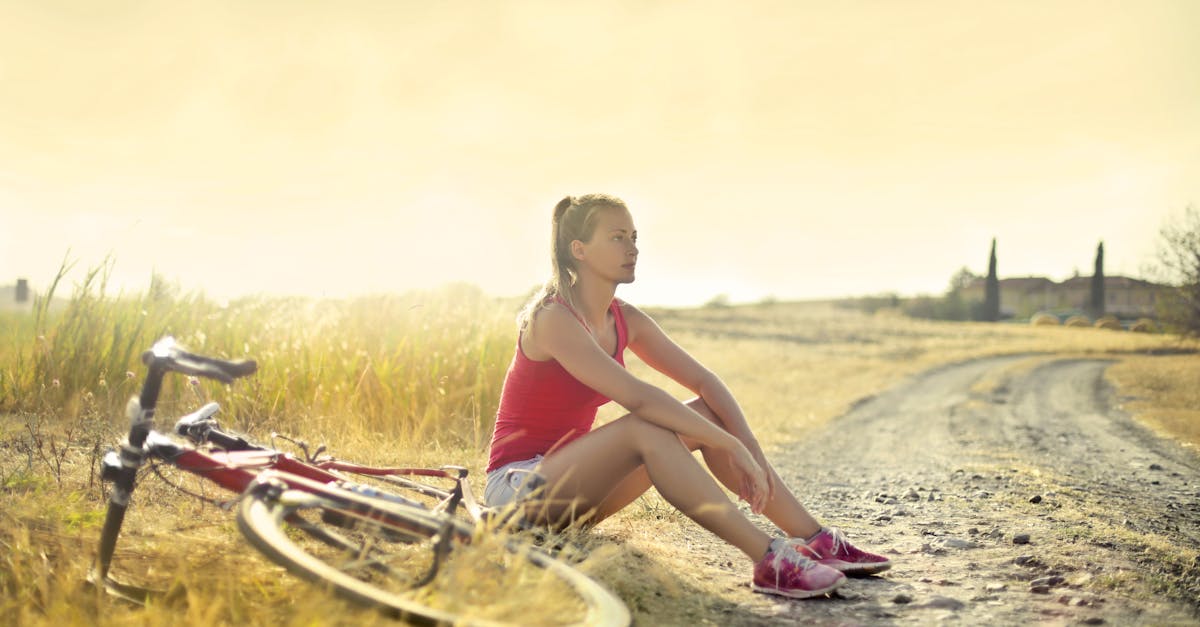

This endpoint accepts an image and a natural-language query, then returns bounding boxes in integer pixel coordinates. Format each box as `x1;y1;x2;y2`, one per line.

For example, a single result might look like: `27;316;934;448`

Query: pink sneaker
798;527;892;576
752;539;846;599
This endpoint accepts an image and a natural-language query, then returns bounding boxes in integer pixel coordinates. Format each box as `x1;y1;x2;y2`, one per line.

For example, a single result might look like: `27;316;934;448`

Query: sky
1;1;1198;307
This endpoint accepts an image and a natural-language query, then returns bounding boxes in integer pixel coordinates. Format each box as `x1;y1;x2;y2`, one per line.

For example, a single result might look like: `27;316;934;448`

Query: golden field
2;270;1196;625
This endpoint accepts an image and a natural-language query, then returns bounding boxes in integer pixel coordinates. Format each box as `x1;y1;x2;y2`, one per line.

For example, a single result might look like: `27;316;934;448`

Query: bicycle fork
91;359;168;597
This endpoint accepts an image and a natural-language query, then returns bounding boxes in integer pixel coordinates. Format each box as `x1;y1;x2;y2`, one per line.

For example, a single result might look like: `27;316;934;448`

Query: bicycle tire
237;473;629;626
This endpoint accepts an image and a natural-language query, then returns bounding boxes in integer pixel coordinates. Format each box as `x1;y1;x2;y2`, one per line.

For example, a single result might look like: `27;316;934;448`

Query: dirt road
716;355;1200;625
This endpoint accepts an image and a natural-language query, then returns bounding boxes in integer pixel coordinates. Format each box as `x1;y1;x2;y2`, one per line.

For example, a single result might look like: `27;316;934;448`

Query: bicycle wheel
237;473;629;626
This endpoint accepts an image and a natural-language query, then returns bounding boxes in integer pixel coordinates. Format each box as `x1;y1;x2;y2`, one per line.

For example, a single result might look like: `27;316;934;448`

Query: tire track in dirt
727;354;1199;625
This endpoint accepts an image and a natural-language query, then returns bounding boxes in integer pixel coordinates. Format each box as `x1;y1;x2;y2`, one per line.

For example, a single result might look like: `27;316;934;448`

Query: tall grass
0;260;518;450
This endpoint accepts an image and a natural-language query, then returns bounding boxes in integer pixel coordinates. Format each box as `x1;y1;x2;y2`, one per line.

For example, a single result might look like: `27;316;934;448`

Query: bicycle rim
237;482;629;626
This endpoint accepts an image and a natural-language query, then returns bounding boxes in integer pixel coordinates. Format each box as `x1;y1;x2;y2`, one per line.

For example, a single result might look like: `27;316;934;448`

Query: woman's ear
570;239;585;261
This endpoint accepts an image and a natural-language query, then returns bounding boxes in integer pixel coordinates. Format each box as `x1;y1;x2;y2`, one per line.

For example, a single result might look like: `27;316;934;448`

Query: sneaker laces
823;527;850;556
768;541;818;582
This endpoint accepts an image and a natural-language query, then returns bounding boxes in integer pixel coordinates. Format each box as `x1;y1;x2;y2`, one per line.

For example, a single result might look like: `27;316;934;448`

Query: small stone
1030;585;1051;594
1080;618;1105;625
985;583;1007;592
922;596;965;611
1149;463;1164;471
892;593;913;604
1057;595;1073;605
1013;533;1031;545
942;538;978;549
1031;575;1066;588
905;489;921;501
1013;555;1036;566
1029;494;1043;504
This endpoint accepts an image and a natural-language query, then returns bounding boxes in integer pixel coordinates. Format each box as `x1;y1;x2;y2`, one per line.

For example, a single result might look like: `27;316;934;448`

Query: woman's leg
585;398;823;539
532;414;772;561
684;398;823;539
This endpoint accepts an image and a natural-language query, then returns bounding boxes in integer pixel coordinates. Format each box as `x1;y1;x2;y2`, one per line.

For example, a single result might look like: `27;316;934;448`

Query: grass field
2;275;1195;625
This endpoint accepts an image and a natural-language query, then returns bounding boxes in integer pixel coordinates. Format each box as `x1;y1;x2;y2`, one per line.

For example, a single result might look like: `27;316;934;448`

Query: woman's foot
795;527;892;576
752;538;846;599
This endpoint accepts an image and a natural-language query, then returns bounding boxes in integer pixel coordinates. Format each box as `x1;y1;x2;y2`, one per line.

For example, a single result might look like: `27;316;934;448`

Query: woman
484;194;890;599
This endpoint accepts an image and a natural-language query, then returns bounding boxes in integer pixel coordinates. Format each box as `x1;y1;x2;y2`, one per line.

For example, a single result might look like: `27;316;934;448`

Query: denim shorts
484;455;546;508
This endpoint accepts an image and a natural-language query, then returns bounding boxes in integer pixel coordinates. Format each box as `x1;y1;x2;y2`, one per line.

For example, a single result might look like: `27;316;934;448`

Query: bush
1130;318;1157;333
1151;206;1200;339
1030;313;1060;326
1064;315;1091;328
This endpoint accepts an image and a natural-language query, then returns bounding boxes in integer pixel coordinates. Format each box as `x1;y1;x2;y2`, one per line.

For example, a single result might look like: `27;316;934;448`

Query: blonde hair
517;193;629;333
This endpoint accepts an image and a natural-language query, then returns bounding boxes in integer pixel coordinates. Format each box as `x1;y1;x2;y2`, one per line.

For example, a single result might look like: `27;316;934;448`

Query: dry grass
1;283;1194;625
1107;353;1200;450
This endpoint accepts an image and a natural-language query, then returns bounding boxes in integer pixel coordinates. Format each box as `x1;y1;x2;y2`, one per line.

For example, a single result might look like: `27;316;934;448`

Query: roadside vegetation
1;263;1195;625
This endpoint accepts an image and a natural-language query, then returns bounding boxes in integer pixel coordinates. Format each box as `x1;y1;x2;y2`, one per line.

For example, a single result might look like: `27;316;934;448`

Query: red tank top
486;299;628;472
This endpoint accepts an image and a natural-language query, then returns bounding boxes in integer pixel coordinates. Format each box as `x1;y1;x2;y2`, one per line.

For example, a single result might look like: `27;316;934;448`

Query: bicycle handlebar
141;337;257;384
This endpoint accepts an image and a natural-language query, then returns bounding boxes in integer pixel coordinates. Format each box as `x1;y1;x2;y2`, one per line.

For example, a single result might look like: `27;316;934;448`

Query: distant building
960;275;1161;319
1;279;37;312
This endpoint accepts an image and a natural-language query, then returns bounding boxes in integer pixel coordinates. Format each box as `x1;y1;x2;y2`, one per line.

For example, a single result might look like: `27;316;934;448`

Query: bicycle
90;336;630;626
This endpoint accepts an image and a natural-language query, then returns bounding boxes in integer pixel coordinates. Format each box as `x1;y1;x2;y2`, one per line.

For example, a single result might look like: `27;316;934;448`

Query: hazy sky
2;1;1197;306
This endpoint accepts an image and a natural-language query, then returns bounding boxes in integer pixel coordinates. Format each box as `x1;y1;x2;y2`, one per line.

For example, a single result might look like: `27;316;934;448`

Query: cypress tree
984;238;1000;321
1090;241;1105;318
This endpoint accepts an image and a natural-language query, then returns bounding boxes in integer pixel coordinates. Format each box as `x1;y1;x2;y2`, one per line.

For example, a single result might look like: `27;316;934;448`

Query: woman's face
574;207;638;285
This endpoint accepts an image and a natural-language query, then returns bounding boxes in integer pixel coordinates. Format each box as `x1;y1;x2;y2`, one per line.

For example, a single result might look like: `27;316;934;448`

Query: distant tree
903;267;985;322
984;238;1000;322
1089;241;1105;318
1150;206;1200;339
947;266;979;293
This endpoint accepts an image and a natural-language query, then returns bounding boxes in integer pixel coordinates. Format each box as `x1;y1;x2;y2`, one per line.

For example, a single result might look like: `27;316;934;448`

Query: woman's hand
724;437;770;514
744;438;776;504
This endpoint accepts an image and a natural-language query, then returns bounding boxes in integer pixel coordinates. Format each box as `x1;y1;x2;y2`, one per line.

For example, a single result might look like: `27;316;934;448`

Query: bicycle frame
174;403;485;521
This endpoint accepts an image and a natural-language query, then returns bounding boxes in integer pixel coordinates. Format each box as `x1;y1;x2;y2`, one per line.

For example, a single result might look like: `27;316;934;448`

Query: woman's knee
624;415;687;454
684;397;719;423
677;398;724;451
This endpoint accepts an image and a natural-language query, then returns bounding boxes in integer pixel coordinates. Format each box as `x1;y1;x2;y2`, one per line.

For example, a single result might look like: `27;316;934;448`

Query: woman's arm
622;304;755;440
528;303;770;511
622;303;776;496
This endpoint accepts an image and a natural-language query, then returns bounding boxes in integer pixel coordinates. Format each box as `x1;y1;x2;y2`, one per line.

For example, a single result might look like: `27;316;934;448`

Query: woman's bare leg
685;398;823;539
585;398;823;539
532;414;772;560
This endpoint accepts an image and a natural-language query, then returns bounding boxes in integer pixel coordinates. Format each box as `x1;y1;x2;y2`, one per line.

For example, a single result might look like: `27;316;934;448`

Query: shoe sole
751;577;846;599
824;559;892;576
